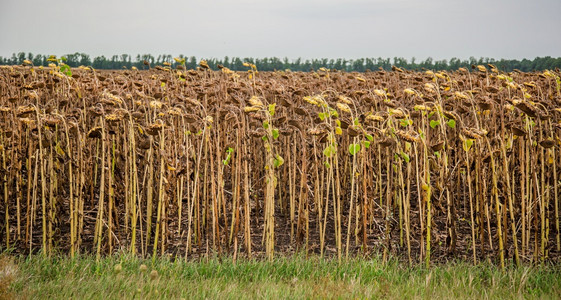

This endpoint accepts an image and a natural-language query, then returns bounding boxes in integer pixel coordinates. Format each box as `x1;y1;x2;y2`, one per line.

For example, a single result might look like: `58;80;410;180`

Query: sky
1;0;560;61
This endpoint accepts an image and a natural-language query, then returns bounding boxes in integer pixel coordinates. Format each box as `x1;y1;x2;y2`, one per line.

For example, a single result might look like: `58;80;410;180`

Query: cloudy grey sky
1;0;559;60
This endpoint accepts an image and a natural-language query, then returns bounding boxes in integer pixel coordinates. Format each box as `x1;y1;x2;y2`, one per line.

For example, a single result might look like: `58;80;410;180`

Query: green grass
1;253;560;299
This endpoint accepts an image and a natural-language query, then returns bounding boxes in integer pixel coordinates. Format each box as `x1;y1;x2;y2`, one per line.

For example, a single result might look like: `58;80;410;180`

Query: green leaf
335;119;341;127
353;118;360;126
318;112;326;121
323;145;336;158
60;64;72;77
363;141;371;149
400;119;409;127
463;139;474;152
324;161;331;168
223;153;231;165
223;147;234;165
263;121;269;129
428;111;435;118
430;120;440;129
323;146;331;157
274;155;284;168
272;129;279;139
55;144;65;157
434;151;441;159
446;119;456;129
349;143;361;156
268;103;276;116
323;146;330;157
262;135;268;141
335;126;342;135
400;151;410;163
365;134;373;142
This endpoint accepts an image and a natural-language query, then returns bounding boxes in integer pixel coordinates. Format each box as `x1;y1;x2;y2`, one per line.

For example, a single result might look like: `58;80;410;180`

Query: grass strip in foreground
1;254;560;299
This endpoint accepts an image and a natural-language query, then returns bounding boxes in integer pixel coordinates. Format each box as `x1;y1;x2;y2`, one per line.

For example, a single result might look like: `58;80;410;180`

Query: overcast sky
1;0;560;61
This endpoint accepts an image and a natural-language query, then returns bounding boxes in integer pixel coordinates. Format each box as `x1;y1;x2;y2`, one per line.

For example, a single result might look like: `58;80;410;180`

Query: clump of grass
4;254;561;299
0;255;18;300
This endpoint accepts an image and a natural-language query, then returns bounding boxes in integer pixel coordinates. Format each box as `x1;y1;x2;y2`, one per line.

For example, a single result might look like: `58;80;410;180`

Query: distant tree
120;54;129;68
352;58;365;72
80;53;91;66
32;54;44;66
188;56;197;69
232;57;243;70
65;52;82;67
17;52;26;64
93;56;107;69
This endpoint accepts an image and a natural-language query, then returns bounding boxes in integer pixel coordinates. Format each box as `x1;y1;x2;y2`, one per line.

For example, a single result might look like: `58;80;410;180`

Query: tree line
1;52;560;72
